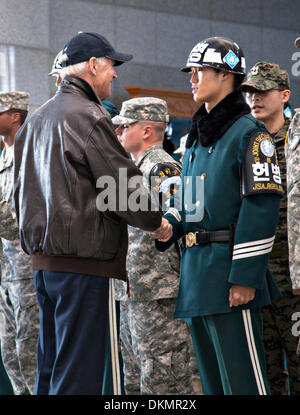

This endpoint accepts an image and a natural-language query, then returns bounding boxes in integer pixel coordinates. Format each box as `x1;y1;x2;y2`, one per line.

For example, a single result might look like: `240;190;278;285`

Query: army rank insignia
241;130;284;197
149;162;181;211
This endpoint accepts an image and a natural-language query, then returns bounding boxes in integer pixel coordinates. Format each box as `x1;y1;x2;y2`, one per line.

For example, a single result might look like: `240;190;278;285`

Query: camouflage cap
112;97;169;125
295;37;300;48
241;61;290;92
0;92;29;112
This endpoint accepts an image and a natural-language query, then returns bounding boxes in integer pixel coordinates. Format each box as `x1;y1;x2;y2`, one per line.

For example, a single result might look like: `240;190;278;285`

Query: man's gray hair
60;56;108;78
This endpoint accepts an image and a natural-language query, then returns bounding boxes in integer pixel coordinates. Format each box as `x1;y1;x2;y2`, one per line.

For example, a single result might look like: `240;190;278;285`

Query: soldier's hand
229;284;255;307
149;217;172;242
293;288;300;295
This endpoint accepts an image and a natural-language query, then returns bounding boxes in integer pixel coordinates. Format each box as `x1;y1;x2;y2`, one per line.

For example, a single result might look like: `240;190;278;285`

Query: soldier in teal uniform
153;37;282;395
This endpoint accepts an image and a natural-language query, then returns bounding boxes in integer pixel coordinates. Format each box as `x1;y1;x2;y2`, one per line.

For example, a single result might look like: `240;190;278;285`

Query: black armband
241;130;284;197
149;162;181;212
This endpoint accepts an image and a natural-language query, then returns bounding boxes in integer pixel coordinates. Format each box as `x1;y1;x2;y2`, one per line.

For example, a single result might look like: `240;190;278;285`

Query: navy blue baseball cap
61;32;133;67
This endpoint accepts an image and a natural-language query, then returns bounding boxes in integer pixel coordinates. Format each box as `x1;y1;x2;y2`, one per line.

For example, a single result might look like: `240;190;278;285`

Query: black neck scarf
186;90;251;148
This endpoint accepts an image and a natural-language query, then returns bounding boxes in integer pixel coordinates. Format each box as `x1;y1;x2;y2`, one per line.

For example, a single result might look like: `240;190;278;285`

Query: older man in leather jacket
13;32;169;395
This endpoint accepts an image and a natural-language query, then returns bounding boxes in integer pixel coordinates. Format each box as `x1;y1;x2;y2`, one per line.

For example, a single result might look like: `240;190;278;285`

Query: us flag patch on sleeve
241;130;284;197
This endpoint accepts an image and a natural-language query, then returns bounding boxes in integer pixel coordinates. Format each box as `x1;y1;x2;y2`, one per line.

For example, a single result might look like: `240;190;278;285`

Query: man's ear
87;57;97;75
281;89;291;104
221;70;233;82
142;125;152;141
11;112;21;124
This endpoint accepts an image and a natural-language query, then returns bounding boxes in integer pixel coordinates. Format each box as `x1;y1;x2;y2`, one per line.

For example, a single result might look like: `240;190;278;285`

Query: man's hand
293;288;300;295
148;218;172;242
229;284;256;307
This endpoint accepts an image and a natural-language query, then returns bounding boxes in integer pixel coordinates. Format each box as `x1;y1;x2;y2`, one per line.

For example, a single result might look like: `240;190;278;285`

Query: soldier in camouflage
0;92;39;395
241;63;300;394
287;109;300;294
286;37;300;359
0;191;19;241
112;97;194;395
0;186;21;394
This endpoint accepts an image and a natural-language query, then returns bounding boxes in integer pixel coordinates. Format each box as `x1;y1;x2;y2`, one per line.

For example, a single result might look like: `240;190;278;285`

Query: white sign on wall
0;46;16;92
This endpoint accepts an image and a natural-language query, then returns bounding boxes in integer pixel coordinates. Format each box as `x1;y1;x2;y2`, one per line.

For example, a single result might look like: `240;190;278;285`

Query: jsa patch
241;130;284;197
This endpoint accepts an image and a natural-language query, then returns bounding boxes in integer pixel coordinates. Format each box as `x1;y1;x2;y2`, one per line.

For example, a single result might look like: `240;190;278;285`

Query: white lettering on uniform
271;163;281;184
252;162;270;182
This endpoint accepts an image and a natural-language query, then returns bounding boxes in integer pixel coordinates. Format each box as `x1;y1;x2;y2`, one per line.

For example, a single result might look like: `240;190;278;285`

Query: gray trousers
0;278;39;394
119;298;194;395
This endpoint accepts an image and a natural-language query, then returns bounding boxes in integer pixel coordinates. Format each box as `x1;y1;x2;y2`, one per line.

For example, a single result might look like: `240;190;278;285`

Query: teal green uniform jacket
157;98;282;318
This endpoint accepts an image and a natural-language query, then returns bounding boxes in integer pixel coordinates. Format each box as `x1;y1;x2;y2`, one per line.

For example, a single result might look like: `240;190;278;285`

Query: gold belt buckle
186;232;198;247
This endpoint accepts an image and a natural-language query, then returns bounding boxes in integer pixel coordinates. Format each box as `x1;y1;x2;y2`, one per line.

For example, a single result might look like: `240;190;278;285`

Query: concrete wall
0;0;299;112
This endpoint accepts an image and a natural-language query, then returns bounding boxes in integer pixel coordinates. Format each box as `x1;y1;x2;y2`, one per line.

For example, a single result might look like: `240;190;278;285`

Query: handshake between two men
149;217;173;242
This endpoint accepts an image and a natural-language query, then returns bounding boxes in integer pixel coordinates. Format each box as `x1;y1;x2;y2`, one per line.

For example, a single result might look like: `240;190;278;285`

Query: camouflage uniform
112;98;194;395
0;187;20;395
0;190;19;241
286;108;300;360
0;92;39;395
241;64;300;395
286;114;300;293
287;37;300;359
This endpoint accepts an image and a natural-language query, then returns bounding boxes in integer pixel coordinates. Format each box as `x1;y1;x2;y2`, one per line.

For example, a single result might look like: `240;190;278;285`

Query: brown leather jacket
13;75;162;280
